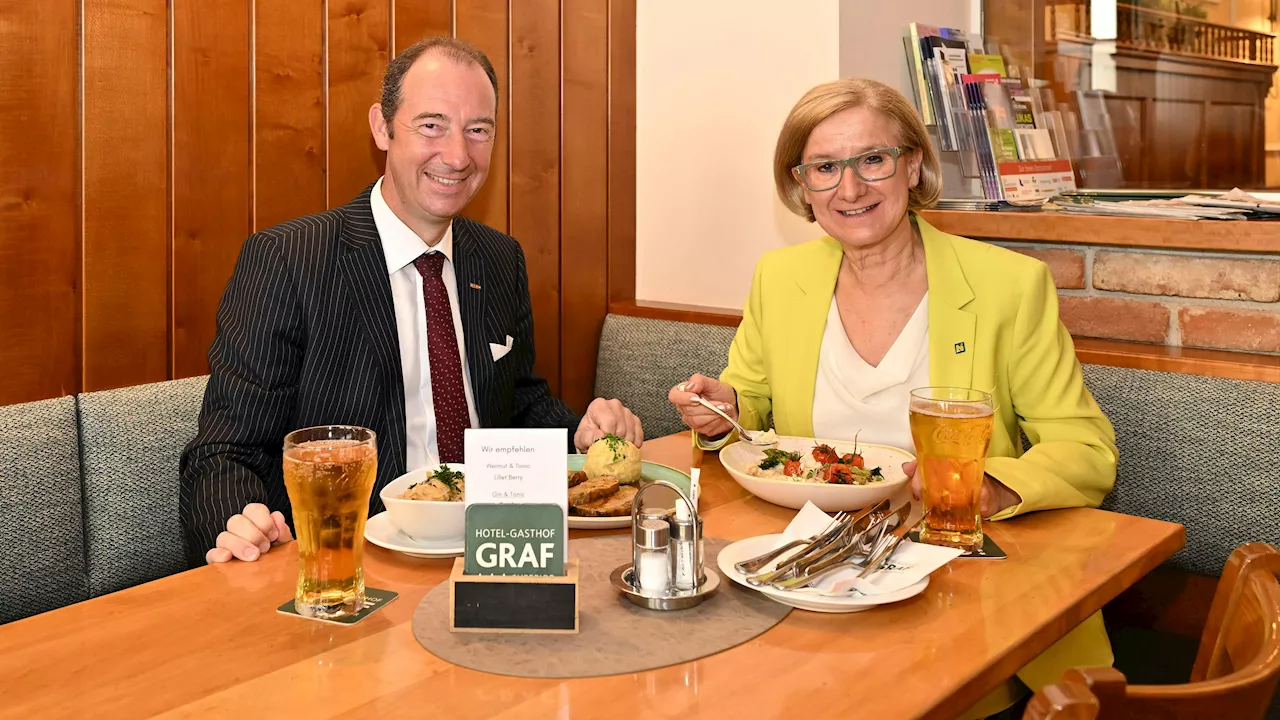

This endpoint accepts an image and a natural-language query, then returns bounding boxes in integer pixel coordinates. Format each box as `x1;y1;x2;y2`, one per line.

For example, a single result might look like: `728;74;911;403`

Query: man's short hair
380;36;499;134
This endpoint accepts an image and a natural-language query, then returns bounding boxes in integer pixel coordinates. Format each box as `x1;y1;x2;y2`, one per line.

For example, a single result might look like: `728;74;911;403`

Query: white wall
838;1;981;96
636;0;841;310
636;1;981;311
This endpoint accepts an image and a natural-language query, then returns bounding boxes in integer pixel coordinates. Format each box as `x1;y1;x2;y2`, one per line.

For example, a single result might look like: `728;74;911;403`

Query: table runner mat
411;535;790;678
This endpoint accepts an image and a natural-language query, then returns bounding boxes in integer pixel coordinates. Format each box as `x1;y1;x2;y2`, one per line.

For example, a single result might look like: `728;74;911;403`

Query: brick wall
989;242;1280;354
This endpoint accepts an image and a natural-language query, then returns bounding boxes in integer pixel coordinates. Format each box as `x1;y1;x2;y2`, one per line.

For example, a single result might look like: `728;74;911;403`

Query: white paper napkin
772;502;964;596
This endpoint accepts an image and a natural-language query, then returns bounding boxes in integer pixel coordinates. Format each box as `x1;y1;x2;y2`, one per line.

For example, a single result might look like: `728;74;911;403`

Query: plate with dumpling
567;434;693;529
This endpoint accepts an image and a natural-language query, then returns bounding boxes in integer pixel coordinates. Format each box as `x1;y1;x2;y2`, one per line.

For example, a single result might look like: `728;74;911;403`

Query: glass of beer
908;387;994;552
282;425;378;619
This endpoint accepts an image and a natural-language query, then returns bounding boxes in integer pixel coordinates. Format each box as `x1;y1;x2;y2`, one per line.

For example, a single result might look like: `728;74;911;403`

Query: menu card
463;428;569;576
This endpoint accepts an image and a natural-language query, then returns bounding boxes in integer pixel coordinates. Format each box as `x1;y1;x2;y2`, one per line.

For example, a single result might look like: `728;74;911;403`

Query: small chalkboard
448;557;580;634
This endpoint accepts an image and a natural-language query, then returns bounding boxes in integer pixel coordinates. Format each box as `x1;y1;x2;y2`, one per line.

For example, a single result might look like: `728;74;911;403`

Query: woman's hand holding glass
901;460;1022;519
668;373;738;437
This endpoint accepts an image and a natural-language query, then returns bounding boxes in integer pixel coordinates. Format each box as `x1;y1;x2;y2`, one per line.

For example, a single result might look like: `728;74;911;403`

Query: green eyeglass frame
792;146;912;191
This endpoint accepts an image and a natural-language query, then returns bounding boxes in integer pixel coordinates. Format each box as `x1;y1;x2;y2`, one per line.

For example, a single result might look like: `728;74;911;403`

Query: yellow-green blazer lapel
773;237;842;438
918;215;976;389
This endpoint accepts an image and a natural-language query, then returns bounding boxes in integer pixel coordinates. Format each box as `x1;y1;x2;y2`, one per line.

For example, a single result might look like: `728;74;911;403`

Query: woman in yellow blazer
668;79;1118;719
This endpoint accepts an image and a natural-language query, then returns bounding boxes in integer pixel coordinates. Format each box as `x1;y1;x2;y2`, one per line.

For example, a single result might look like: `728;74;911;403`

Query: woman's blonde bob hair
774;78;942;222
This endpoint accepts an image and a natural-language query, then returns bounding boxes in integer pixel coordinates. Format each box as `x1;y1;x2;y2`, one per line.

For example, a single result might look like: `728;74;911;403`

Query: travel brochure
905;22;1078;203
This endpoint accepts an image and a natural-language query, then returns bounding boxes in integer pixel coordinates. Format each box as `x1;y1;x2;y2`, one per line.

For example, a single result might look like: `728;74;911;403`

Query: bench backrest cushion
78;376;208;596
594;314;737;440
0;396;87;623
1082;365;1280;577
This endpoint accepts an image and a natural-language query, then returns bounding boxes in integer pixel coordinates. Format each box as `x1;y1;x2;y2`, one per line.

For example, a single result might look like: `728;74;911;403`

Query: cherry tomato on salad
839;452;865;469
823;463;855;484
812;444;839;465
783;459;804;477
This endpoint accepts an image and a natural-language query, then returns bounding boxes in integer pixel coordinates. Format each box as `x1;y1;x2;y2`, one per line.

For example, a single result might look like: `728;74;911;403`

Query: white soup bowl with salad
719;435;914;511
380;463;467;544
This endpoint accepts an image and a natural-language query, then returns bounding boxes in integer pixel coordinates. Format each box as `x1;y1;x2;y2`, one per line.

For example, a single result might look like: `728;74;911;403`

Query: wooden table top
0;433;1184;720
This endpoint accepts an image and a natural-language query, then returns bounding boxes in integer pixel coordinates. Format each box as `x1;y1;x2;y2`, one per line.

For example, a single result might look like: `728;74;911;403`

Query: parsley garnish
411;464;464;493
604;433;626;462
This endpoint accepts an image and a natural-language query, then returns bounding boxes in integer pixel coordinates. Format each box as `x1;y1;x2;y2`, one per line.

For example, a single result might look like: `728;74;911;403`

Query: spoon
688;394;775;446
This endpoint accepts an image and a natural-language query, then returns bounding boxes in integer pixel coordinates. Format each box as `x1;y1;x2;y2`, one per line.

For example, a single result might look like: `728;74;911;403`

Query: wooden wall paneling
1148;98;1205;188
327;0;390;207
0;0;81;404
172;0;253;379
254;0;326;230
1205;103;1255;188
81;0;170;392
455;0;510;234
392;0;452;55
508;0;562;394
560;0;610;412
607;0;636;305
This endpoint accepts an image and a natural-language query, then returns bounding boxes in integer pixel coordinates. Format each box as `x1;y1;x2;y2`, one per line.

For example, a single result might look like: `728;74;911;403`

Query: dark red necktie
414;252;471;463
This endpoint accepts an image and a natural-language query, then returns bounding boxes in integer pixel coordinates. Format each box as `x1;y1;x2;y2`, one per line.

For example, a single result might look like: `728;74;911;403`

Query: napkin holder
448;557;580;634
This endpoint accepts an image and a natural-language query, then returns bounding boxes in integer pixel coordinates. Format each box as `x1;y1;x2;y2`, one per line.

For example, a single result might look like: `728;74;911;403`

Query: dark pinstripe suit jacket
178;185;580;566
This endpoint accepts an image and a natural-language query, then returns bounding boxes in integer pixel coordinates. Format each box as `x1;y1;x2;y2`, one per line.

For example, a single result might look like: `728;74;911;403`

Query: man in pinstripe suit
179;37;643;566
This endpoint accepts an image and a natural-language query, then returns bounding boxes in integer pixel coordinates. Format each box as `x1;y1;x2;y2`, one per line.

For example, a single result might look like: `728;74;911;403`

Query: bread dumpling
582;434;641;485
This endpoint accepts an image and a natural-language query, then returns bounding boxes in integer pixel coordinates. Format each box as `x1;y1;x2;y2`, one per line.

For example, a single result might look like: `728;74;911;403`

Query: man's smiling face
373;50;497;235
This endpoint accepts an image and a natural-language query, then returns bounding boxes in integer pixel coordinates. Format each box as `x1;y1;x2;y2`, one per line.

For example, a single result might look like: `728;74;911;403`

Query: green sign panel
464;503;565;576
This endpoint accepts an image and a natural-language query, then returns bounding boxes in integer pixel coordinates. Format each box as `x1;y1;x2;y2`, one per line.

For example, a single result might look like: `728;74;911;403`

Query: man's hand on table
206;503;294;563
574;398;644;452
903;460;1022;518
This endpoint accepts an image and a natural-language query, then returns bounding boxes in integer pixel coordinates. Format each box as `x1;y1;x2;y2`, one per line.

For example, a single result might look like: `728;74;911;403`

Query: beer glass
908;388;994;552
282;425;378;619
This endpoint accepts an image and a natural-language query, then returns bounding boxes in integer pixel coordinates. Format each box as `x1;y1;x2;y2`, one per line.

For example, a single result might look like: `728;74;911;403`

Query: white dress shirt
812;293;930;454
370;177;481;472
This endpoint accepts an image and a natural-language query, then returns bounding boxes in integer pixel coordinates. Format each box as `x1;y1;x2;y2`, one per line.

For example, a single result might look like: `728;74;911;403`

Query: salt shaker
633;518;672;594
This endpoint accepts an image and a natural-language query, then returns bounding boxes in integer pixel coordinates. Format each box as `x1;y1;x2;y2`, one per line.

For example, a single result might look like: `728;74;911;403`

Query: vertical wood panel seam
167;0;176;378
389;0;396;54
451;0;457;36
604;0;612;315
558;0;564;392
249;0;257;231
322;0;331;207
77;0;86;394
505;0;512;241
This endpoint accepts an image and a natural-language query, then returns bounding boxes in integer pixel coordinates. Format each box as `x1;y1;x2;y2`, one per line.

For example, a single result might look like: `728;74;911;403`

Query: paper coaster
907;532;1007;559
277;587;399;625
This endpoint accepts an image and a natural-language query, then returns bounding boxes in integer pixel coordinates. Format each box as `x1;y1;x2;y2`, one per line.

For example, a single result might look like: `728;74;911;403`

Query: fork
744;501;887;586
733;511;850;575
687;394;775;446
780;514;924;591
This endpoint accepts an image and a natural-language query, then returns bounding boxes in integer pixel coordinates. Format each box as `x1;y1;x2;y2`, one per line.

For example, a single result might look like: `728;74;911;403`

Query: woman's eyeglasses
792;146;912;192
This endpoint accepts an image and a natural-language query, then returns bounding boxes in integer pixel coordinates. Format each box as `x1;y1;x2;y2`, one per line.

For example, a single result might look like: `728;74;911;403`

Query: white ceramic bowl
379;464;467;543
719;437;914;511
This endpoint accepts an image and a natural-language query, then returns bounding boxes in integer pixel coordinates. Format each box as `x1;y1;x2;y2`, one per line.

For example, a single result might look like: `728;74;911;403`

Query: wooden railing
1046;1;1277;65
1115;3;1275;64
1046;0;1092;41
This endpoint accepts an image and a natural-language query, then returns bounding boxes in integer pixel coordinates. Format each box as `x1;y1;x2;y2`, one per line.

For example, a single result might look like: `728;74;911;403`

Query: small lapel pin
954;342;966;354
468;282;482;290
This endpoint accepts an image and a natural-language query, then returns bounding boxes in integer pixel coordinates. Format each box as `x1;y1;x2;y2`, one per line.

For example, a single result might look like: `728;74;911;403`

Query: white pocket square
489;335;514;361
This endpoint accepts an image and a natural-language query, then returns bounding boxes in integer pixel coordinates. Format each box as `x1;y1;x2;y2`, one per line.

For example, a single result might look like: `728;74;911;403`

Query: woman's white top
811;293;930;454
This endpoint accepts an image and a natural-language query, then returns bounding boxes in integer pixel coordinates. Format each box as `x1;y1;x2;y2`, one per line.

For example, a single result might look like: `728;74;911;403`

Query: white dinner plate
719;436;915;511
716;533;928;613
364;511;464;558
